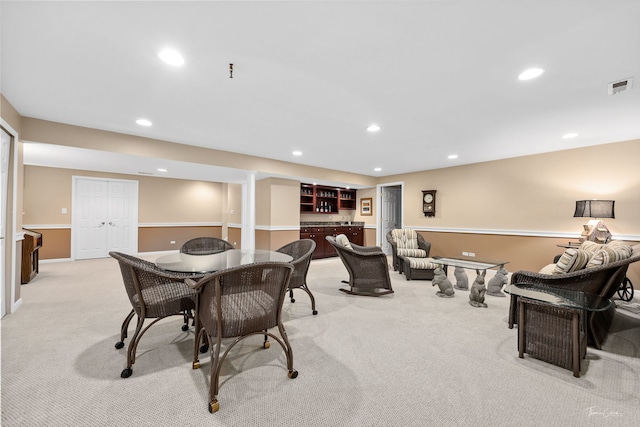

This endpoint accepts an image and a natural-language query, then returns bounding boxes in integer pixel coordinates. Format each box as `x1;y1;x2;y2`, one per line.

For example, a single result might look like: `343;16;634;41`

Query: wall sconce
573;200;615;243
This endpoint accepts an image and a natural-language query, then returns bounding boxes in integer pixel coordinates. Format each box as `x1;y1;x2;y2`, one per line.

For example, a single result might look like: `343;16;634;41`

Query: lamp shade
573;200;615;219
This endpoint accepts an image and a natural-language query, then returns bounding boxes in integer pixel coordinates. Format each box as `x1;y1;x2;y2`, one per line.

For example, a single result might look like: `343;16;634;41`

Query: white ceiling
3;1;640;186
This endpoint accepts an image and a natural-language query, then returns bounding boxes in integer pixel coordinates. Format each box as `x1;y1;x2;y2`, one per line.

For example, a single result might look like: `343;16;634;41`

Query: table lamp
573;200;615;243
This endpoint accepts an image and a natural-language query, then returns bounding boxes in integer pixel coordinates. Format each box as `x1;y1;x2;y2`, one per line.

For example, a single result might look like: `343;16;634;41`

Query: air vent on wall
608;77;633;95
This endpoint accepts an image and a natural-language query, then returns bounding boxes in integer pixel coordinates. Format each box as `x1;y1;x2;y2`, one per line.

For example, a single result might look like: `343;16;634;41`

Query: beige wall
138;226;222;252
383;139;640;236
354;187;378;226
256;178;300;249
23;166;223;225
23;166;226;258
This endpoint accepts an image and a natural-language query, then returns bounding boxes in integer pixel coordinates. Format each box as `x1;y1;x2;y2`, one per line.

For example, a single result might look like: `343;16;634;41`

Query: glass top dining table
155;249;293;273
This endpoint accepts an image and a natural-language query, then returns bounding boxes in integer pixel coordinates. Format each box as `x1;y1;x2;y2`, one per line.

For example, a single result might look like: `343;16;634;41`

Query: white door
73;177;138;259
381;186;401;254
106;180;137;253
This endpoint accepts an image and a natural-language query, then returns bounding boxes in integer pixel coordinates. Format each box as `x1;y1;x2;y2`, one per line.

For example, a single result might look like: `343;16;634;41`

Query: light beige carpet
2;255;639;426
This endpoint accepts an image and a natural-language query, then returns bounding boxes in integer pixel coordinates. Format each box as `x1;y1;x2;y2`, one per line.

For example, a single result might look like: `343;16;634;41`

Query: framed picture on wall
360;198;372;216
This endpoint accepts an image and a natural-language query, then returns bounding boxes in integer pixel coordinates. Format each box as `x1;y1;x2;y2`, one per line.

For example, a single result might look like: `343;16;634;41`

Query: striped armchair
387;229;429;271
386;229;439;280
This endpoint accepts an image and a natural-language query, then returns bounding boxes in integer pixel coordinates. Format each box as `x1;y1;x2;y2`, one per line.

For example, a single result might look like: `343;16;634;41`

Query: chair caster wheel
312;310;318;315
288;370;298;379
115;341;125;349
263;341;270;349
121;368;132;378
192;361;200;370
200;344;209;353
290;298;295;303
209;400;220;413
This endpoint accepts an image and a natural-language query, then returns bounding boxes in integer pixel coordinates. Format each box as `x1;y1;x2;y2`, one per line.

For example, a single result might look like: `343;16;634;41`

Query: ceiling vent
608;77;633;95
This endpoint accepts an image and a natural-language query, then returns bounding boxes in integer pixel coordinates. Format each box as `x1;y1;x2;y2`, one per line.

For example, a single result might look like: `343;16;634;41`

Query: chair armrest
416;234;431;256
350;243;384;255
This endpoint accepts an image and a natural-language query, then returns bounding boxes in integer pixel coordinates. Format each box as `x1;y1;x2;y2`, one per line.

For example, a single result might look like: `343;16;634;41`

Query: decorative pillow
335;234;353;250
579;240;603;254
392;228;419;250
539;263;556;275
553;248;590;274
585;244;631;268
397;248;427;258
607;241;633;258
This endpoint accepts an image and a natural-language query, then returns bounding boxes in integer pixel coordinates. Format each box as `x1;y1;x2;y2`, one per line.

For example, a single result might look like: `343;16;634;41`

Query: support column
241;172;256;250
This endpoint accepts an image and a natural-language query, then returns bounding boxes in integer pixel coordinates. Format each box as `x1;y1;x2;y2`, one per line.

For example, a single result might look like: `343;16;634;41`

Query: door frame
71;176;139;260
376;181;404;249
1;119;20;316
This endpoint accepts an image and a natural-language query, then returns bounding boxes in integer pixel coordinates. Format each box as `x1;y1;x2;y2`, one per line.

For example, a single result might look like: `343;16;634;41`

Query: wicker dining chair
180;237;233;255
187;262;297;414
326;235;394;296
276;239;317;315
110;251;201;378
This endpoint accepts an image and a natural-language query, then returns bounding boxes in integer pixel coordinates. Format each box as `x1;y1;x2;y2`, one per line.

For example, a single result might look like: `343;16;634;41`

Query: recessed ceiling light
448;154;458;159
562;133;579;139
367;124;381;132
374;167;382;172
292;151;302;156
157;168;168;172
136;119;152;126
158;49;185;66
518;68;544;81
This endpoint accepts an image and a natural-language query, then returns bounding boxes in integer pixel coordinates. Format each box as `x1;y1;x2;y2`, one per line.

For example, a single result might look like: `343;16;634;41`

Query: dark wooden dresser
21;229;43;284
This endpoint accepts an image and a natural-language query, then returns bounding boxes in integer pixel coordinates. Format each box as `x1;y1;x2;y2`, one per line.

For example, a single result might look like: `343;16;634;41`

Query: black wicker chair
325;235;393;296
110;251;202;378
508;248;640;349
276;239;317;315
187;262;297;413
180;237;233;255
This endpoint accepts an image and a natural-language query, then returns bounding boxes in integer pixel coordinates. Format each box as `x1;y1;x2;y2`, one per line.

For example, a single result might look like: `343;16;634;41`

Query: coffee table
431;256;509;306
510;283;612;377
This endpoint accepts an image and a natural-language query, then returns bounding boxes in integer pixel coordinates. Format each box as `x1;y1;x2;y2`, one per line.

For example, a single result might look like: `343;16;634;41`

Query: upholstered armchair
386;229;438;280
387;229;430;271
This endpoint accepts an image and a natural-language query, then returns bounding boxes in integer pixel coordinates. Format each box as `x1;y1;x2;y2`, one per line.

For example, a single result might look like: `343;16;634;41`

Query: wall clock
422;190;436;217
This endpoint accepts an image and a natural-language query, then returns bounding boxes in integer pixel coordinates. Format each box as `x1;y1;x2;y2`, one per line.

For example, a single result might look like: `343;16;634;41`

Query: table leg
572;312;580;378
453;266;469;290
487;264;508;297
518;299;525;358
469;269;488;308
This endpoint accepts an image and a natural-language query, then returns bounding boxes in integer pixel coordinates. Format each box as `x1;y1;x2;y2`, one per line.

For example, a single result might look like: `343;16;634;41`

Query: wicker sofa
508;241;640;349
